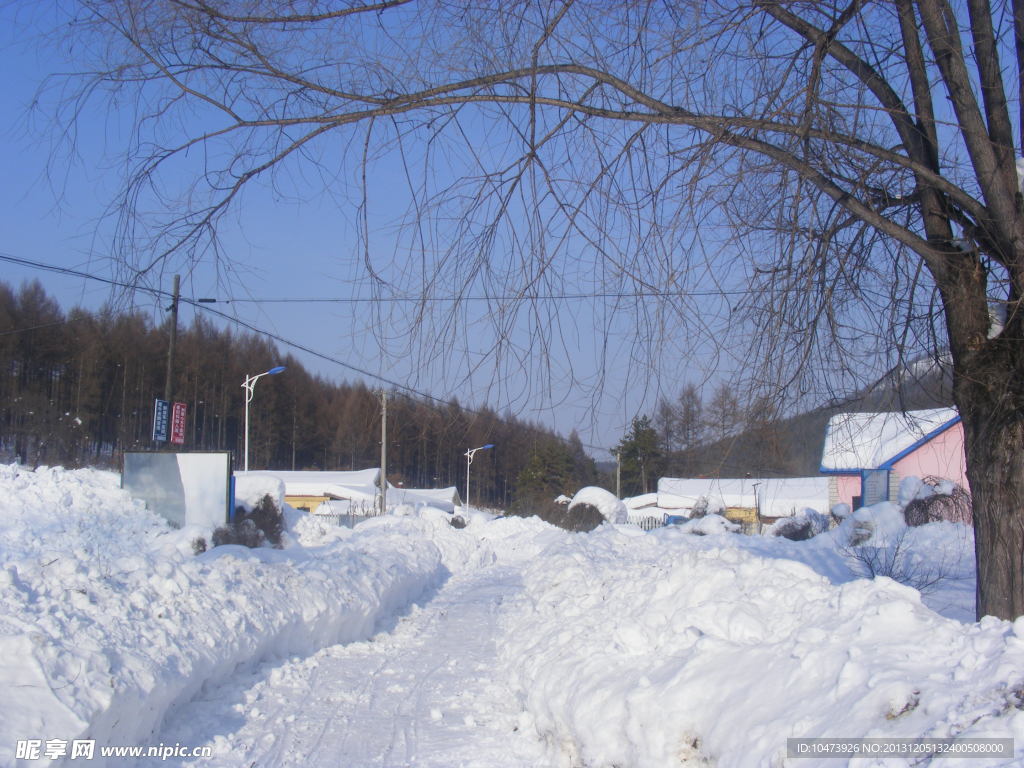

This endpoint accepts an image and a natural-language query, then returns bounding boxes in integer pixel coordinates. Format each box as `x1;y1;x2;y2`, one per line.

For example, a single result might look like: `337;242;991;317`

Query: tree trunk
960;403;1024;620
954;326;1024;619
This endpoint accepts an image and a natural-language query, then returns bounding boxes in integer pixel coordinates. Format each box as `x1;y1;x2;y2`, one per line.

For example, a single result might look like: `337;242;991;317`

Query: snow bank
674;512;739;535
498;526;1024;767
569;486;627;524
0;465;448;768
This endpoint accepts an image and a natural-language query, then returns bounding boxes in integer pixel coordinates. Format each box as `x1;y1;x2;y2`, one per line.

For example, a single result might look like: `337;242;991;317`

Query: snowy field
1;464;1022;767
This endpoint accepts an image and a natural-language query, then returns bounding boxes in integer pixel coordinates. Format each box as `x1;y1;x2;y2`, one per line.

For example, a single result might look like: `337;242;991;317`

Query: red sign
170;401;187;445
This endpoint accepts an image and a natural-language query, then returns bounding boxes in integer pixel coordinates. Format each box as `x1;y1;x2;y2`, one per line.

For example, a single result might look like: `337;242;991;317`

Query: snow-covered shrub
508;497;604;532
836;502;966;593
212;493;284;549
561;503;612;532
569;487;628;524
768;508;830;541
902;476;972;526
830;502;851;524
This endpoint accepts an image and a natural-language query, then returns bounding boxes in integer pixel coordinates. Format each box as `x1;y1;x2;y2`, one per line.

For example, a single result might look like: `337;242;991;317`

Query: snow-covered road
146;565;547;768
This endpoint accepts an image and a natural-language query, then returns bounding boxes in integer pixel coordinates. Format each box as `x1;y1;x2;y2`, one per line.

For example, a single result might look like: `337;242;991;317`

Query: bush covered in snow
568;486;627;524
767;508;830;541
834;502;971;594
210;493;285;549
902;476;973;526
508;497;604;532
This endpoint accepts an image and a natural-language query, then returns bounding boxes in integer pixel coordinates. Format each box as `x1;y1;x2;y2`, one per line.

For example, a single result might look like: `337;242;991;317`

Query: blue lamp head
268;365;286;375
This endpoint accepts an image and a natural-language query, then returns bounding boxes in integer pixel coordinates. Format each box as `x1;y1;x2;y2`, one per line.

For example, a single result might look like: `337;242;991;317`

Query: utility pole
379;390;387;516
615;450;621;498
163;275;180;402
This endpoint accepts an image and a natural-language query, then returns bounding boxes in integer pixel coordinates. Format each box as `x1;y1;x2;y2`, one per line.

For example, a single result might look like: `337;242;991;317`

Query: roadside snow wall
0;464;446;768
499;524;1024;767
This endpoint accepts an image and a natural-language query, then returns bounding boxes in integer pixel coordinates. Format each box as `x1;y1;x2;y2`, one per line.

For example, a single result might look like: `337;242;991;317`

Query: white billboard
122;451;232;528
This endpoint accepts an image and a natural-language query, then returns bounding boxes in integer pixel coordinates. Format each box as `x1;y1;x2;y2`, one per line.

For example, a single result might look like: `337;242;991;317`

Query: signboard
861;469;891;506
170;402;187;445
123;451;232;528
152;398;170;442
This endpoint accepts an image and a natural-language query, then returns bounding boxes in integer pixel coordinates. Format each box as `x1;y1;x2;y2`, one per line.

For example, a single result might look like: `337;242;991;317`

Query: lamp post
464;443;494;511
242;365;286;472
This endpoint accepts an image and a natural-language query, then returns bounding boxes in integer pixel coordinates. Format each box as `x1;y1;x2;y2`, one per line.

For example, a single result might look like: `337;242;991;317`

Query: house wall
891;421;969;492
286;493;331;512
831;475;861;510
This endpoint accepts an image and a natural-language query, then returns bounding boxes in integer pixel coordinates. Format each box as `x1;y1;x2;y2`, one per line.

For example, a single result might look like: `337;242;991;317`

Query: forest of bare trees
0;280;595;507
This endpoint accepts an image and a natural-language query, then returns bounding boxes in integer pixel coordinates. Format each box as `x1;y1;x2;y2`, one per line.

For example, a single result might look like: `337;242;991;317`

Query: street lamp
464;443;494;511
242;365;286;472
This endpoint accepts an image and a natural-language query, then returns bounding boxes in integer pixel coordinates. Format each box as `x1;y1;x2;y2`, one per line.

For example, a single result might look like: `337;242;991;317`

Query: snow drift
0;465;448;768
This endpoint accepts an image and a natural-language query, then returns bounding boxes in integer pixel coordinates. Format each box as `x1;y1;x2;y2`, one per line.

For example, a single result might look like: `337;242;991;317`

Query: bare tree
39;0;1024;619
654;395;681;453
706;382;742;443
677;383;704;451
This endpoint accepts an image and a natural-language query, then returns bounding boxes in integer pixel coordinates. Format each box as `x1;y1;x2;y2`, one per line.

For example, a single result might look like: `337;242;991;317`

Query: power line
198;288;752;304
0;320;67;336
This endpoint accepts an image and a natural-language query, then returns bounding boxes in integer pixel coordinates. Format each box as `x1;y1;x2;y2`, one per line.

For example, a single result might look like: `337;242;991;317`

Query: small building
657;476;829;531
819;407;967;510
245;468;381;513
243;469;463;515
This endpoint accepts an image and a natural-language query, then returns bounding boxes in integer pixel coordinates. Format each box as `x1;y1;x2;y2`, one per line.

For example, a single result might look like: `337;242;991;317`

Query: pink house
820;408;968;510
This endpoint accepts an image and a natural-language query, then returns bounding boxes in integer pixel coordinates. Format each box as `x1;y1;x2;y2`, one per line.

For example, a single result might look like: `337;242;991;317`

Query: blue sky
0;3;748;460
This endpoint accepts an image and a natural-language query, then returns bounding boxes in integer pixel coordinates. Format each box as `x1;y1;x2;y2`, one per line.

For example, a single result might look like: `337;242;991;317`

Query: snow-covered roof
245;469;381;504
657;477;829;517
658;477;759;510
623;493;659;511
755;477;830;518
820;408;960;472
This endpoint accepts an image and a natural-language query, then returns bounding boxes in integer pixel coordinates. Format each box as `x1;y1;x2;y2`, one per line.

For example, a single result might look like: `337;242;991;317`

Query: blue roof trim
878;415;961;470
819;466;858;475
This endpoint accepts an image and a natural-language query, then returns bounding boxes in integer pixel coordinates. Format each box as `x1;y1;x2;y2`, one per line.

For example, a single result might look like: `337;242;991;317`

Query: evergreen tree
614;415;663;496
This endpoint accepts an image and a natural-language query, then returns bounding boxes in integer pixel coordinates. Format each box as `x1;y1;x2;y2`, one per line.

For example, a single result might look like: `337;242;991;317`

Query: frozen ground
1;465;1023;767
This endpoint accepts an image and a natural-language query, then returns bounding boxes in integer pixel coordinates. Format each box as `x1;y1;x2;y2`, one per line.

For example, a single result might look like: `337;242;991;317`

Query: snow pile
568;486;627;524
498;526;1024;767
674;512;739;535
0;465;448;767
